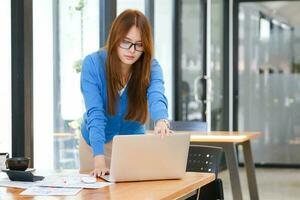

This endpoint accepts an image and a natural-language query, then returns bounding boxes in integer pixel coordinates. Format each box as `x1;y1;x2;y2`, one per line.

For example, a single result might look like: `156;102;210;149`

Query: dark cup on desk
5;157;30;171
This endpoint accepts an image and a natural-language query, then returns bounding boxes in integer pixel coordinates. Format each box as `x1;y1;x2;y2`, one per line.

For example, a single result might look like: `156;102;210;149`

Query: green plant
68;118;83;130
75;0;85;11
70;0;86;74
292;63;300;73
73;59;83;73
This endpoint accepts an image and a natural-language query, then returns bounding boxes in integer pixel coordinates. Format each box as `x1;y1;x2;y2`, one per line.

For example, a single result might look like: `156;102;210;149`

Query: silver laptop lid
109;133;190;182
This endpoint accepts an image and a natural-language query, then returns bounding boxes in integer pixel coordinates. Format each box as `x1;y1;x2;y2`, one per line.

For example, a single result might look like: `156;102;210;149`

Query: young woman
80;9;171;177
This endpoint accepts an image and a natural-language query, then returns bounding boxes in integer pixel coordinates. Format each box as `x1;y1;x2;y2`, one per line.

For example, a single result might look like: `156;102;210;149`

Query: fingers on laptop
90;168;110;177
154;126;173;139
154;126;164;138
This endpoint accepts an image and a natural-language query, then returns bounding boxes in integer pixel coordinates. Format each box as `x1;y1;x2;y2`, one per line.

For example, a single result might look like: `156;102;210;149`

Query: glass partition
238;2;300;165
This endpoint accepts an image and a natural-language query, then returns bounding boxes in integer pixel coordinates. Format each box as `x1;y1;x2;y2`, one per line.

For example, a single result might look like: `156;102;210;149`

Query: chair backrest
186;145;223;178
170;121;224;199
170;121;207;131
169;121;222;177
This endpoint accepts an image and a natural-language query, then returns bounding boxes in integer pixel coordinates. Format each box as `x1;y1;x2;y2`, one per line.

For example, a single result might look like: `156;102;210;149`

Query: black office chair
169;121;224;200
186;145;224;200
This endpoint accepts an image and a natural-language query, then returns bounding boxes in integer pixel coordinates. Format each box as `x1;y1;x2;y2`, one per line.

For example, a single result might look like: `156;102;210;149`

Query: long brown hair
105;9;153;123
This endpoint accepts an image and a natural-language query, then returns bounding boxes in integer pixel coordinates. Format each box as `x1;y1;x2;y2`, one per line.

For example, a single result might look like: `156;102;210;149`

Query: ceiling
258;1;300;27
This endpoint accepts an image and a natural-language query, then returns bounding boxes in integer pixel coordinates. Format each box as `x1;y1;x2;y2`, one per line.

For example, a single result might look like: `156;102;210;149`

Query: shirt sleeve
80;55;107;156
147;59;169;121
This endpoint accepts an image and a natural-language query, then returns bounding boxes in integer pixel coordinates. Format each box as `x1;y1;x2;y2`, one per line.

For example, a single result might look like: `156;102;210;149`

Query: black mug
5;157;30;171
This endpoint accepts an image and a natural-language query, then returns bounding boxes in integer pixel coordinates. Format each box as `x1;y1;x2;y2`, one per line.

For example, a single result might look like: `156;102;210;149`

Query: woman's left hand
154;120;173;138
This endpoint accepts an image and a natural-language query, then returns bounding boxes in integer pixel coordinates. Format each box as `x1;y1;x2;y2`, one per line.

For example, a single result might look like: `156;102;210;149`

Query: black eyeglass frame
119;41;144;52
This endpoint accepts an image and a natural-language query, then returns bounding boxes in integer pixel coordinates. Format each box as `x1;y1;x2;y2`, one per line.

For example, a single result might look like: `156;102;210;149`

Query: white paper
0;173;113;189
0;181;38;189
0;177;40;189
20;186;81;196
38;175;113;189
0;172;8;179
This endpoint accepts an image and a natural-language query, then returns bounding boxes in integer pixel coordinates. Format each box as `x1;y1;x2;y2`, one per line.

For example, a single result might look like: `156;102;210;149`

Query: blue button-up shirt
80;50;168;156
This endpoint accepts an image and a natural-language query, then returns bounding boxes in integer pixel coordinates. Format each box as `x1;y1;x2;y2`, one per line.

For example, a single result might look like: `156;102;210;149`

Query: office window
33;0;99;170
117;0;145;14
210;0;225;130
0;0;12;155
176;0;205;121
154;0;174;118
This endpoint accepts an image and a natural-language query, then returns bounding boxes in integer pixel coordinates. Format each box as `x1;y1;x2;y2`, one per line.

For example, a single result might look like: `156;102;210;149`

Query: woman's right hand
90;155;110;177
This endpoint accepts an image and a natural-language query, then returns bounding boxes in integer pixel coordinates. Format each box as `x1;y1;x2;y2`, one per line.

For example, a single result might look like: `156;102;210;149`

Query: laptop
101;133;190;182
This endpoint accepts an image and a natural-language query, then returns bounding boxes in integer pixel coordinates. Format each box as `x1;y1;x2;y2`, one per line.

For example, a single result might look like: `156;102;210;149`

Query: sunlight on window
33;0;99;170
260;18;270;41
117;0;145;14
0;0;12;155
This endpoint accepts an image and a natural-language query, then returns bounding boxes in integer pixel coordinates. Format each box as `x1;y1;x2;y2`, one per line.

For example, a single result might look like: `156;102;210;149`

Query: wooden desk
182;131;260;200
0;172;215;200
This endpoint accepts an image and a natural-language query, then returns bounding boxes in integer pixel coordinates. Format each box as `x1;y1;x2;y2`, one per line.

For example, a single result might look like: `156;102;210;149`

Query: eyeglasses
119;40;144;52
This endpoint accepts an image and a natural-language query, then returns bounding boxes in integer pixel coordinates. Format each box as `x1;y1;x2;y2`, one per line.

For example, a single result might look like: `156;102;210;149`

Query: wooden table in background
0;172;215;200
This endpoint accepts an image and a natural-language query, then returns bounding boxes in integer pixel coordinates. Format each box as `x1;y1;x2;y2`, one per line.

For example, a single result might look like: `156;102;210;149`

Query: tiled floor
219;168;300;200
